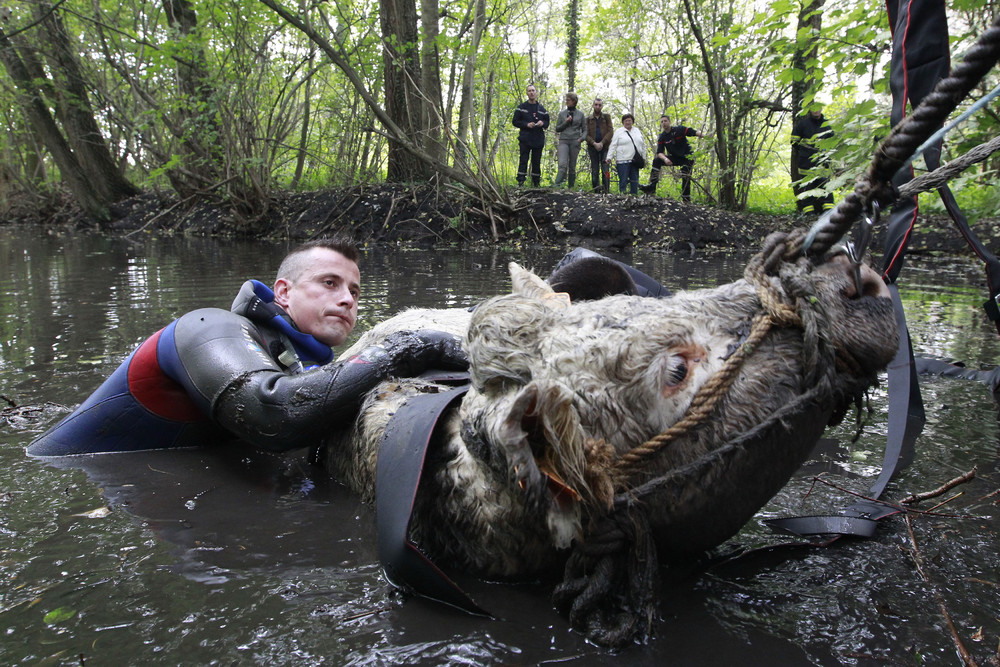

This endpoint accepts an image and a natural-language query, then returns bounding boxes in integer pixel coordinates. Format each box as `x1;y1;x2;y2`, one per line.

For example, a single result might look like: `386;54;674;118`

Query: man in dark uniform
791;106;835;214
639;115;703;202
29;238;467;456
511;84;550;187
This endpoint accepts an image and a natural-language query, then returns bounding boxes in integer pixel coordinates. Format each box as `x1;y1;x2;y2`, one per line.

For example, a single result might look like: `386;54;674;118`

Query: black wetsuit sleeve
169;310;467;452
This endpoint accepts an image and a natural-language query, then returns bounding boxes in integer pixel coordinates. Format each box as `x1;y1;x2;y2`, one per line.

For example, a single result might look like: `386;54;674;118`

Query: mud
4;184;997;255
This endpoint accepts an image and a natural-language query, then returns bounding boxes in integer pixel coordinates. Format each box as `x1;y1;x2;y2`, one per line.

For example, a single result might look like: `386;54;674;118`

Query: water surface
1;228;998;664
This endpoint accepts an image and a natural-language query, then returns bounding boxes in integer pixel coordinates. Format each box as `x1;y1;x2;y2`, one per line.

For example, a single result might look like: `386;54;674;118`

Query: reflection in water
1;227;998;664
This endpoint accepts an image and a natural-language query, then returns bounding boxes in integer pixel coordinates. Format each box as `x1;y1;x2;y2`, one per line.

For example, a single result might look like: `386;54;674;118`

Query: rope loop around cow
613;228;833;482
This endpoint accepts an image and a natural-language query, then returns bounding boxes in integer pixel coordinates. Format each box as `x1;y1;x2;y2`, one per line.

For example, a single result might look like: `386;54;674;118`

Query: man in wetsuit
29;238;467;456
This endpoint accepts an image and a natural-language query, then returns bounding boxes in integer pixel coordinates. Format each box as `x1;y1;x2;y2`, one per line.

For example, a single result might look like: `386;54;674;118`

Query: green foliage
0;0;997;217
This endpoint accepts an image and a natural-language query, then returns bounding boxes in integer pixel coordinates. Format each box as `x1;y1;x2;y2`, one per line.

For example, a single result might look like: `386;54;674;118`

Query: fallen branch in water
903;513;980;667
803;473;978;518
900;468;978;505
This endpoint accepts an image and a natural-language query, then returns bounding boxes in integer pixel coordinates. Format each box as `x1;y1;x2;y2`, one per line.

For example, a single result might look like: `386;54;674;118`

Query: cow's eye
659;346;703;398
666;358;688;386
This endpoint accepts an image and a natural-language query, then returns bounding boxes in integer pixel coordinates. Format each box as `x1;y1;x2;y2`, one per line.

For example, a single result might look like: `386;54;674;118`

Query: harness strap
375;380;490;617
766;251;925;541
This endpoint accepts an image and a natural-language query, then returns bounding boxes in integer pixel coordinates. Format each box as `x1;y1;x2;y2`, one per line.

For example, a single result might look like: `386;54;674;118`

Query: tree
789;0;825;211
0;3;139;221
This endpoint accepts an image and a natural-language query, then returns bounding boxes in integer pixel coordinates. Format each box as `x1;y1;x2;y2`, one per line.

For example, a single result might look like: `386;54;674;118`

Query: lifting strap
375;377;490;616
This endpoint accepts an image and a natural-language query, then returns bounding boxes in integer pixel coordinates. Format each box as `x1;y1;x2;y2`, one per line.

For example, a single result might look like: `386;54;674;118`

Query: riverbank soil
4;184;999;257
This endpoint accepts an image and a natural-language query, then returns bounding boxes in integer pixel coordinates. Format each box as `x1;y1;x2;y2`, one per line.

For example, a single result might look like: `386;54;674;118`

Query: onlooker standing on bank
553;92;586;188
512;84;550;187
607;113;646;195
585;98;613;193
791;106;835;214
640;115;703;201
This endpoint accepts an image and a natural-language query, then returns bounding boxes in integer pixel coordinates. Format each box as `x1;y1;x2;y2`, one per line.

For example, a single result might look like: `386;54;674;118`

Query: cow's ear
509;262;570;308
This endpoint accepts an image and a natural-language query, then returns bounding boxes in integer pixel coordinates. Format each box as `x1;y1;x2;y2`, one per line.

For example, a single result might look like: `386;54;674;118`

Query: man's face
660;117;671;130
526;86;537;102
273;248;360;347
592;100;603;115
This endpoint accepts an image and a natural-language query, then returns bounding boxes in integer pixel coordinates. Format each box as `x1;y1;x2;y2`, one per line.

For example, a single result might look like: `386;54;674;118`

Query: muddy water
1;227;997;665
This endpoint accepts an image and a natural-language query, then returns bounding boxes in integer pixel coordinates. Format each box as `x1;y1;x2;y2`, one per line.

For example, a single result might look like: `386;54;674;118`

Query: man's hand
355;330;468;378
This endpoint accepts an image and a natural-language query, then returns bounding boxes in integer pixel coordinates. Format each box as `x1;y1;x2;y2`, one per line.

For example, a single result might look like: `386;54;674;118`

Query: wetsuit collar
231;279;335;370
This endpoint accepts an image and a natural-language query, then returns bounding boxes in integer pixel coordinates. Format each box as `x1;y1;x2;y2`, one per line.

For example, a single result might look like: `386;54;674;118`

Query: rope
613;229;834;481
555;230;846;649
805;13;1000;258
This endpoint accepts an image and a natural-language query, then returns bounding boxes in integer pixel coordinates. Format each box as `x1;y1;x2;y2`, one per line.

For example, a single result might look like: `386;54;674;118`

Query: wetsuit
28;280;466;456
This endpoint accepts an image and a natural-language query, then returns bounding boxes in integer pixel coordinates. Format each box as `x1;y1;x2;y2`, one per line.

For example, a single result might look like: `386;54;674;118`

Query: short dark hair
660;114;670;121
277;238;360;282
621;113;634;122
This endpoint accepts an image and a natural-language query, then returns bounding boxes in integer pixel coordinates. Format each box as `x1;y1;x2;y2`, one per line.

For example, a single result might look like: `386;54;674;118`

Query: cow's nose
857;262;891;299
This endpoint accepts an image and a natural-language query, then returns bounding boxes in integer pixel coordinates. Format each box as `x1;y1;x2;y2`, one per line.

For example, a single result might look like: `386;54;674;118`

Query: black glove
211;330;466;452
349;330;469;377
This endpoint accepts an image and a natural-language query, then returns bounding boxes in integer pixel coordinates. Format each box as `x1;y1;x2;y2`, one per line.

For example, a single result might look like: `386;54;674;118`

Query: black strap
626;130;641;161
766;261;925;540
375;383;491;617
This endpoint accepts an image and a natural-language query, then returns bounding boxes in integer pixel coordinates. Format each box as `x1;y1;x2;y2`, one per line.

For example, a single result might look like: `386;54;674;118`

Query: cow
323;234;899;646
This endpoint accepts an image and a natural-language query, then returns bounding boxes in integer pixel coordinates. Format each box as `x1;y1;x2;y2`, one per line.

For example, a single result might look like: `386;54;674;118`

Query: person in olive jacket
553;92;586;188
585;98;614;193
512;84;550;187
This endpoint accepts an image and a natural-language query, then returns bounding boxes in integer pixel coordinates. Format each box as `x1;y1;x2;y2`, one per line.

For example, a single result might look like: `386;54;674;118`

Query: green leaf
44;607;76;624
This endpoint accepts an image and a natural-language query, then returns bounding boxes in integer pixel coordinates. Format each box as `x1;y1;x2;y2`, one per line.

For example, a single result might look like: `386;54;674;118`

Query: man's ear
273;278;291;308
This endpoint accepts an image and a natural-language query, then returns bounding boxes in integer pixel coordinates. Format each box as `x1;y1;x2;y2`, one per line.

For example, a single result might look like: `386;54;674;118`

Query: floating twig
900;468;978;505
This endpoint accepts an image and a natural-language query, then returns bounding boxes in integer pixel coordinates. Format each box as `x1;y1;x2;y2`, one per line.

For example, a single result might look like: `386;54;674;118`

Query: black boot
639;168;660;193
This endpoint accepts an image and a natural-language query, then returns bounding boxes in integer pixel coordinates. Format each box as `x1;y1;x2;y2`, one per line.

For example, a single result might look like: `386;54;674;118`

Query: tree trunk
420;0;445;165
455;0;486;166
0;22;135;222
790;0;825;211
162;0;224;194
291;51;315;190
31;4;139;202
566;0;579;91
381;0;431;182
681;0;736;207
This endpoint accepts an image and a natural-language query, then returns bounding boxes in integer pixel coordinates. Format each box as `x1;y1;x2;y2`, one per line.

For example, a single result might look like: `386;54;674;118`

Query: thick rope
614;229;834;481
806;13;1000;258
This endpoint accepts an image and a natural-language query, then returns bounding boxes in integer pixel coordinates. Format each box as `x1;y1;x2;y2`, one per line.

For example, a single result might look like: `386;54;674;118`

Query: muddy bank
5;184;998;256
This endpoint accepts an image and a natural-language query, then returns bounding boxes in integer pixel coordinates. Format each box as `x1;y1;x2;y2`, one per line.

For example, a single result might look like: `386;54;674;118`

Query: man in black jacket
791;107;835;214
512;84;550;187
639;115;702;201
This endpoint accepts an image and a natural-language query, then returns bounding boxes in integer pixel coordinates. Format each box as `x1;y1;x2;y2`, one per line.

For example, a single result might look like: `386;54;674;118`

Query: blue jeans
616;161;639;194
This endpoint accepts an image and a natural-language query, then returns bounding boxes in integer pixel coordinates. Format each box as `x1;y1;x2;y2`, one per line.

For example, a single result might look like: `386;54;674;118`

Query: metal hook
844;202;878;295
